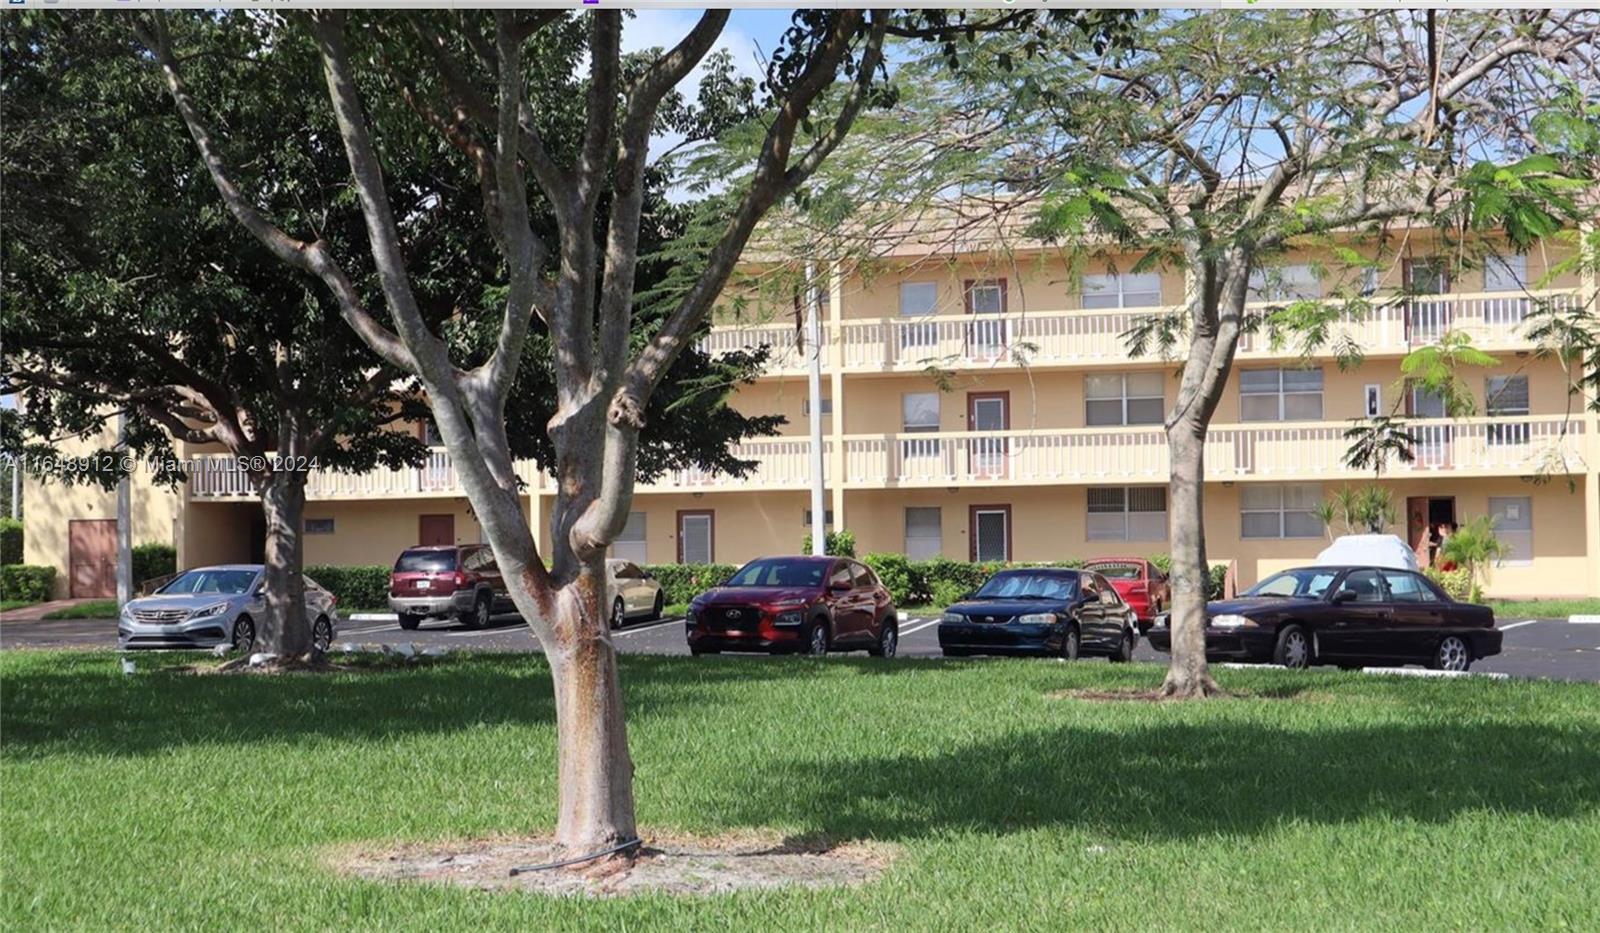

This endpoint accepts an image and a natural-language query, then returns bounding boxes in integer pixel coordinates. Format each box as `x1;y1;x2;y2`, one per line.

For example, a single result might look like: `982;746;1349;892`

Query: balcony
701;288;1581;376
185;416;1586;502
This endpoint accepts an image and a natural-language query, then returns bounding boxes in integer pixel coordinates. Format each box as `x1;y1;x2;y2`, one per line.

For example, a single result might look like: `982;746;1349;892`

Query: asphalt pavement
3;611;1597;682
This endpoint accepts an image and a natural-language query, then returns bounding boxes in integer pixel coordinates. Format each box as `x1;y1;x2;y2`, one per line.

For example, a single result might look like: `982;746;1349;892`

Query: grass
39;599;118;620
0;599;37;613
1487;597;1600;618
4;652;1598;930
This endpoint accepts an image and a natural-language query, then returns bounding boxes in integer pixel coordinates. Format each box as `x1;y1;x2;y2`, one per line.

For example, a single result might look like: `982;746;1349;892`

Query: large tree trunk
255;470;311;656
1162;415;1224;698
547;570;637;851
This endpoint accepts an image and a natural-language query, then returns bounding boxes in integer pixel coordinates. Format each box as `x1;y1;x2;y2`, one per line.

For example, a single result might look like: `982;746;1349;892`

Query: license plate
417;580;431;590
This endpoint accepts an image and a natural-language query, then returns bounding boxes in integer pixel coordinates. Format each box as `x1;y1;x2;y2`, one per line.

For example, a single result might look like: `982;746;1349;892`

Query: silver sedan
117;565;339;653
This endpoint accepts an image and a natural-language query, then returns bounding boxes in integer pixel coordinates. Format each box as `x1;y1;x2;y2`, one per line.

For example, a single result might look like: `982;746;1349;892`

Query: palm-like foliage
1440;516;1510;602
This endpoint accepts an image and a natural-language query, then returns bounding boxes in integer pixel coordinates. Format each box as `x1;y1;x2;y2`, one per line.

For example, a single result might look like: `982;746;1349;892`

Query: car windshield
973;572;1078;600
1088;562;1142;580
158;569;257;595
395;550;457;573
725;558;829;588
1246;569;1339;599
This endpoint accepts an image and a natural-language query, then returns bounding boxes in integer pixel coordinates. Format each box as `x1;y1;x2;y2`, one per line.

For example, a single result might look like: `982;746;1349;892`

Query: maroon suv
388;544;514;630
686;555;898;657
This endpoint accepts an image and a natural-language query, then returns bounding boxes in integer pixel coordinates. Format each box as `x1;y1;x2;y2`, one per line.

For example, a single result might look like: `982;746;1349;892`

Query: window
1248;264;1322;301
1383;571;1442;603
612;561;643;580
1486;375;1530;445
829;563;853;589
902;392;941;433
905;507;942;560
422;422;443;447
1240;368;1323;422
899;281;938;317
1081;272;1162;309
677;511;714;564
965;279;1006;314
1241;484;1324;539
611;511;647;565
801;396;833;417
1085;372;1164;426
1334;569;1386;603
1489;497;1533;566
1407;259;1449;295
1410;384;1448;418
851;562;876;588
1485;254;1528;293
971;506;1010;562
305;518;335;535
802;509;834;528
1086;487;1167;541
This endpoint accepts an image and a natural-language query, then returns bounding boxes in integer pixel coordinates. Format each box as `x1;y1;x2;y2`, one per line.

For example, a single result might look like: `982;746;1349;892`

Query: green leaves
1399;331;1499;418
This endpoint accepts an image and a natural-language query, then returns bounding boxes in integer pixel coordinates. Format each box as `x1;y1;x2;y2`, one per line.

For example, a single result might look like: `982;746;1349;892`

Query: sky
624;8;796;84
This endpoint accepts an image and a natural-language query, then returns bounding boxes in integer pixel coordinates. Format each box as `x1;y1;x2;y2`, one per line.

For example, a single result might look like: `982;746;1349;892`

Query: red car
1083;557;1169;628
686;555;898;657
388;544;514;630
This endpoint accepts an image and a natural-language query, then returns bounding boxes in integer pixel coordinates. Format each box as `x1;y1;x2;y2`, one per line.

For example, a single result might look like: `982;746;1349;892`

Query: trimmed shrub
799;529;856;558
1425;566;1474;601
644;563;740;604
305;564;390;610
1;564;56;603
132;543;177;587
930;578;968;610
0;518;21;566
860;554;1084;606
861;553;918;604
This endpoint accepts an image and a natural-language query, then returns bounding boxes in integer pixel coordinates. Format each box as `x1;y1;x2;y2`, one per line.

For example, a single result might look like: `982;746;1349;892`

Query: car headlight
1016;612;1057;626
1209;614;1255;629
188;603;229;620
773;610;804;627
119;605;136;623
941;612;965;624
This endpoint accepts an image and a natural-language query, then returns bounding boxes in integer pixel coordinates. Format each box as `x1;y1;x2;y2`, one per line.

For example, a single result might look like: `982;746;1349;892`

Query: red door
68;519;116;599
418;514;455;547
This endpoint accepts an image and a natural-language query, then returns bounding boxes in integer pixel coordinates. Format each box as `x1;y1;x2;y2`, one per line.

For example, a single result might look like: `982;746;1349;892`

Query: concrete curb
348;612;399;622
1570;615;1600;624
1361;666;1509;680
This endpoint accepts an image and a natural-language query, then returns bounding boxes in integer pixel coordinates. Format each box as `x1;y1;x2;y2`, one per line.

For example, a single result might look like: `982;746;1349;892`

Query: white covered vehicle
1314;534;1419;571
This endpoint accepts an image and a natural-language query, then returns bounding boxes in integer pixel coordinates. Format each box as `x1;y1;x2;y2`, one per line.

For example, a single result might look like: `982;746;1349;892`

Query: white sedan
606;559;664;629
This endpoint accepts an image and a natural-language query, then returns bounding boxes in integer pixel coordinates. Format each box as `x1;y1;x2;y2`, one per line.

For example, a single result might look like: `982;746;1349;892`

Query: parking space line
613;619;682;637
1499;619;1540;631
899;618;941;638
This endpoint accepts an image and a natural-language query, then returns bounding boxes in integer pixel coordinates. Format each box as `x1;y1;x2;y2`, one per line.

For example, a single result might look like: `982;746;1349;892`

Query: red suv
389;544;514;630
686;555;898;657
1083;557;1170;629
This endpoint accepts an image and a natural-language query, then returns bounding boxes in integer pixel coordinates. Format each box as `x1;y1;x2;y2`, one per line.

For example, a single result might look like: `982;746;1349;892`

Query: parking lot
3;611;1597;682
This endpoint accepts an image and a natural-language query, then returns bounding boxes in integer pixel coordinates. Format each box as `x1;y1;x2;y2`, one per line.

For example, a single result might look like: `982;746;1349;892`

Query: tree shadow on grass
721;717;1600;842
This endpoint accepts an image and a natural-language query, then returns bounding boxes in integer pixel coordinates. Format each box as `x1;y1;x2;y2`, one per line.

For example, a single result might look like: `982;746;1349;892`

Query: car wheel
869;619;898;658
1060;624;1081;661
231;615;256;655
398;613;421;631
311;616;333;653
806;620;830;657
460;593;489;630
1431;635;1472;672
609;597;625;630
1109;628;1134;663
1273;624;1311;670
649;592;664;622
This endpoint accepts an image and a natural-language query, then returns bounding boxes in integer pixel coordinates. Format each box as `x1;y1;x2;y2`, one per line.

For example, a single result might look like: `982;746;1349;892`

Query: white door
972;508;1010;562
679;513;713;564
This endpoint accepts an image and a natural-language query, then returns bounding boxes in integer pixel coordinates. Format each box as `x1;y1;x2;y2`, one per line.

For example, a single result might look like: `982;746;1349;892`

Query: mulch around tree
332;831;896;898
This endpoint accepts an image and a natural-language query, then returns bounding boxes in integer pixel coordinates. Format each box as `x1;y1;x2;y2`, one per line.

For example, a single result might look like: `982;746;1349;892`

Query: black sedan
1146;565;1502;671
938;567;1139;661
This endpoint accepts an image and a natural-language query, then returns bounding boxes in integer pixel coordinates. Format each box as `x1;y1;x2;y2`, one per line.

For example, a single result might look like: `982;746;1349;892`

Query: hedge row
133;543;176;587
645;563;740;605
0;518;22;566
305;565;391;609
1;564;56;603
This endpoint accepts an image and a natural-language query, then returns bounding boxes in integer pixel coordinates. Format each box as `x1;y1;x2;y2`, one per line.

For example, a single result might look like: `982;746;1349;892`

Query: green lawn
0;599;37;613
1487;597;1600;618
40;599;118;620
4;652;1598;929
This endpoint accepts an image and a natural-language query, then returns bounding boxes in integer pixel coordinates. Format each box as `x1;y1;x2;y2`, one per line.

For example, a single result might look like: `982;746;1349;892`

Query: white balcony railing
702;288;1582;374
187;416;1587;501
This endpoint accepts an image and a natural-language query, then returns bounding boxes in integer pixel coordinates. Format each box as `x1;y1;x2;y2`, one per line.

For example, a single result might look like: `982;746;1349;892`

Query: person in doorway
1436;523;1458;571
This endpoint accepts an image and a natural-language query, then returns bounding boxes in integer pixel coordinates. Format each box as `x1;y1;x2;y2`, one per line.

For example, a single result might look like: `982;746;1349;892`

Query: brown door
418;514;455;547
967;391;1010;479
1406;497;1430;567
68;519;117;599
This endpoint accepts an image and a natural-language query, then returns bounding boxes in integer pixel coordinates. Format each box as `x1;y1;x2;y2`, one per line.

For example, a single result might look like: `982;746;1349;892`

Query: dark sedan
1146;565;1502;671
939;568;1139;661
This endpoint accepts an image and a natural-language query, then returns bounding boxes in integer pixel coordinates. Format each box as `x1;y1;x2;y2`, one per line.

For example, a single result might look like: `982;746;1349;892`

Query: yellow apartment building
22;226;1600;600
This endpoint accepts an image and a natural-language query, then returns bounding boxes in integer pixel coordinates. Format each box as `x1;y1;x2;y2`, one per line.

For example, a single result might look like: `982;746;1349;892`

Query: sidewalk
1;598;106;622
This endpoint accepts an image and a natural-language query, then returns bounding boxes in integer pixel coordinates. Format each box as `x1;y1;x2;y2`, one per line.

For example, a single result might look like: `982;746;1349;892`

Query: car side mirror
1332;589;1356;604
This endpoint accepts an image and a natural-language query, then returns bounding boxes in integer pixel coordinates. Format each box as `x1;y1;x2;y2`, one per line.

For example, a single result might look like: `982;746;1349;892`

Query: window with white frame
905;507;942;560
1085;372;1165;426
1086;487;1168;541
1241;484;1324;539
1485;375;1530;445
1081;272;1163;309
611;511;647;564
1240;368;1324;422
801;396;833;417
899;282;938;317
1247;263;1322;301
966;280;1005;313
1488;496;1533;565
1485;254;1528;293
902;392;941;433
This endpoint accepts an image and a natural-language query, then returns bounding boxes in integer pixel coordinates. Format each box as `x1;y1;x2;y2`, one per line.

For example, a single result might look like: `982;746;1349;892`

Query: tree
127;8;1059;854
807;9;1598;697
1439;515;1509;601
